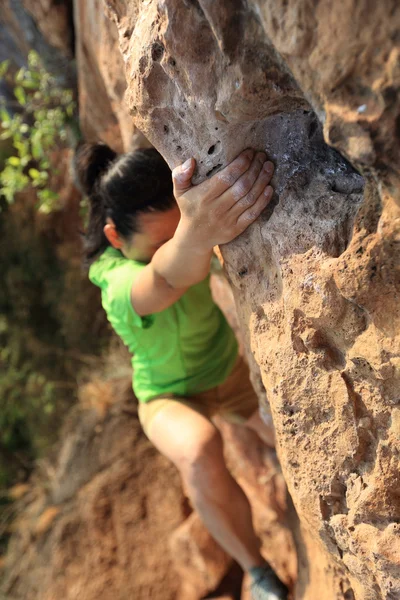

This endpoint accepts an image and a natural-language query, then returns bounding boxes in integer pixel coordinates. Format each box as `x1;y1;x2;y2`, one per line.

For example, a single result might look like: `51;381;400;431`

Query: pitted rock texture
105;1;400;599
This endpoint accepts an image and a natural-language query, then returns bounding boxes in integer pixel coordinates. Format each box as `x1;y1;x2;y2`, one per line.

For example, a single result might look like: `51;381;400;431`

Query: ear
104;223;123;249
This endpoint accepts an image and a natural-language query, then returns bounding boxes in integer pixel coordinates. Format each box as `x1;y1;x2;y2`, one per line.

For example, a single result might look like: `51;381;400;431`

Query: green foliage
0;215;63;489
0;319;58;488
0;53;94;556
0;51;75;213
0;196;109;493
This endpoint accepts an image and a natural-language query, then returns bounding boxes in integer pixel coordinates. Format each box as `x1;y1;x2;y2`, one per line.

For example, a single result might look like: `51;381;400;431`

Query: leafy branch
0;51;76;213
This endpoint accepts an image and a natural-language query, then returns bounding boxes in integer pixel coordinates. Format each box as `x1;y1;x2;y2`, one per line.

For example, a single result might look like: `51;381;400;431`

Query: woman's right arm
131;149;274;316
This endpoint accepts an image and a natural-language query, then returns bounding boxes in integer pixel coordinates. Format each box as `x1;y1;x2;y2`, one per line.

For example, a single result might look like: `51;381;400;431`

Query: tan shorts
138;355;258;438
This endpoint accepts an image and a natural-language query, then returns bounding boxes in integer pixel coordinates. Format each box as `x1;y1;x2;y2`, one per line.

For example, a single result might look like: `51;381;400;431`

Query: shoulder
89;247;146;318
89;247;145;289
90;248;153;330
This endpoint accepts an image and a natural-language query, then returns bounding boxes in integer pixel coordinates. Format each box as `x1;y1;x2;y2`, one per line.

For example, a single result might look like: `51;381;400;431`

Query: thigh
138;398;221;471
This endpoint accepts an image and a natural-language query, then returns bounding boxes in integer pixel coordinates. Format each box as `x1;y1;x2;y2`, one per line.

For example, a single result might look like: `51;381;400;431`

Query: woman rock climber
74;143;289;600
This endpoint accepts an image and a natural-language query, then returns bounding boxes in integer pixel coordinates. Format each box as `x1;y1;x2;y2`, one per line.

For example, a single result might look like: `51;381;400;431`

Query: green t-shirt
89;247;238;402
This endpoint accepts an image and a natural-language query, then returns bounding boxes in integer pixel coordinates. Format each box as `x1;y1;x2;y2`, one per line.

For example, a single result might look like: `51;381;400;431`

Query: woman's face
122;203;181;263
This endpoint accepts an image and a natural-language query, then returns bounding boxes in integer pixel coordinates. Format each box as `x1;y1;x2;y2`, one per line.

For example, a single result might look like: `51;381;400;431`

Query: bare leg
145;401;265;571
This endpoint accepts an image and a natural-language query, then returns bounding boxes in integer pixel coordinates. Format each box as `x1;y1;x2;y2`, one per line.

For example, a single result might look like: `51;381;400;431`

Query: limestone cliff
1;1;399;599
104;2;400;599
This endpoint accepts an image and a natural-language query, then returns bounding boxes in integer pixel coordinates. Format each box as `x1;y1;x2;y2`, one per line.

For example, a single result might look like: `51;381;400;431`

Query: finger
225;151;267;205
172;158;196;198
235;185;274;232
228;159;274;216
195;149;255;200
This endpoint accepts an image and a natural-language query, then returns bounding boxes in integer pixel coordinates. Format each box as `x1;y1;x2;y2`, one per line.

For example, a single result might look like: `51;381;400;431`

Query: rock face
104;2;400;599
1;371;292;600
73;0;134;151
0;0;75;86
1;386;188;600
1;0;134;151
1;1;399;599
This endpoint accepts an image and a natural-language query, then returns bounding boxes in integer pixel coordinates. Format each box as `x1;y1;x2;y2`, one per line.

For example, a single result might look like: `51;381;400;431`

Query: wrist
174;220;214;255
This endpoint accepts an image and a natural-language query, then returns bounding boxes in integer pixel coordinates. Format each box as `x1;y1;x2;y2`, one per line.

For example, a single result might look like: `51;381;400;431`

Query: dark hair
74;143;175;264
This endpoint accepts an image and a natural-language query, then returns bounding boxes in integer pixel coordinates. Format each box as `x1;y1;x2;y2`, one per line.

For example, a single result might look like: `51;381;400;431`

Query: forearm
151;222;213;289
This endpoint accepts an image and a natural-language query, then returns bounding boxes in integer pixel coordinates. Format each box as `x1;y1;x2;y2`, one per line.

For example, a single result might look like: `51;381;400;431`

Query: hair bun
73;142;117;196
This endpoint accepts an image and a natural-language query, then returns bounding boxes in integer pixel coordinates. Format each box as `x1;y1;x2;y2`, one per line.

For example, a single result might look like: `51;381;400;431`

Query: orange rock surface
1;1;399;599
105;1;399;598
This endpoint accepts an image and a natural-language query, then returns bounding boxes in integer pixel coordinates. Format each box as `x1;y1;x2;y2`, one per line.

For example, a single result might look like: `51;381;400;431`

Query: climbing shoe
249;563;289;600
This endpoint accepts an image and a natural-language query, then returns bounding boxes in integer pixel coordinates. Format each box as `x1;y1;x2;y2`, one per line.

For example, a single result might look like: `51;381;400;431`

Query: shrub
0;51;76;213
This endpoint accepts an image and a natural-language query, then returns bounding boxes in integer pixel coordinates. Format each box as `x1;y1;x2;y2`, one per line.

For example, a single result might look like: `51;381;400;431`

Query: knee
178;428;225;497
